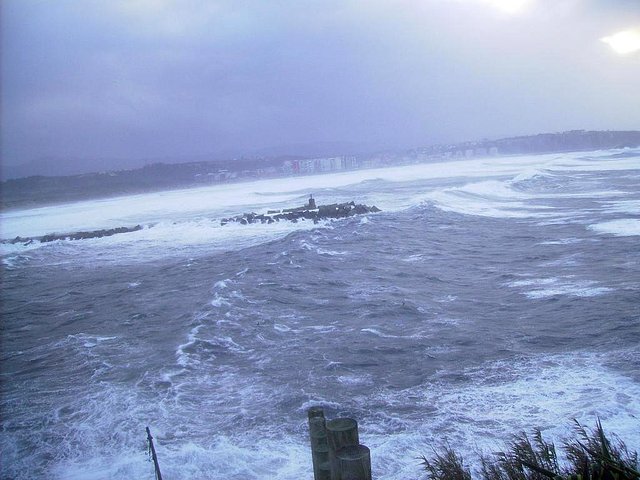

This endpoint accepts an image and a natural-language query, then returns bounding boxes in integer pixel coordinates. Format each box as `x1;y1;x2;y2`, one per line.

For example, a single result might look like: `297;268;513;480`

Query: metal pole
146;426;163;480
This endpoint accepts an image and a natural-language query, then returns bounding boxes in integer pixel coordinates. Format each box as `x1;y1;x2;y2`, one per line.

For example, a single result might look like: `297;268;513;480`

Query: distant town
2;130;639;209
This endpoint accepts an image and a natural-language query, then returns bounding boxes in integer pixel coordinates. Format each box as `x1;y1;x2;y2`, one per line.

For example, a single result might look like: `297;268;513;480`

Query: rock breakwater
221;198;381;226
5;225;144;245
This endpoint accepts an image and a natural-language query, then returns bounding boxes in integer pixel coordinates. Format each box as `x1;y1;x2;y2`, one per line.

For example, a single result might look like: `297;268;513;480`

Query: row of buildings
198;148;501;184
281;156;359;175
278;147;501;177
283;147;505;176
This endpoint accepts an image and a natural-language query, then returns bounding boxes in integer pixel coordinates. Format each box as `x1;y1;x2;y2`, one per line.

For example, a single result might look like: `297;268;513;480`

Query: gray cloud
2;0;639;169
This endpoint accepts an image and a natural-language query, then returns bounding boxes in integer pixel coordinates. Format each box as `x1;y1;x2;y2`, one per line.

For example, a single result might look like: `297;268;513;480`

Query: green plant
421;420;639;480
561;419;639;480
420;443;472;480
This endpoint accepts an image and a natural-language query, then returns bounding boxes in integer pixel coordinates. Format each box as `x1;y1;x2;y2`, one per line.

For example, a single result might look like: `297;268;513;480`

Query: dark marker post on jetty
307;407;372;480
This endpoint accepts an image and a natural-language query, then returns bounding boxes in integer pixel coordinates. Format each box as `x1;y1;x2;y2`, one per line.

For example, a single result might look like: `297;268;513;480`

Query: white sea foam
157;437;311;480
539;237;583;245
1;217;326;264
419;151;638;219
2;148;638;261
210;294;231;307
1;253;34;269
361;327;427;339
273;323;292;332
316;247;347;256
236;268;249;277
4;148;640;480
64;333;118;346
361;352;640;475
589;219;640;236
361;328;397;338
599;199;640;215
540;253;582;267
435;295;459;304
435;353;640;452
300;239;348;256
551;155;640;173
425;181;556;219
298;399;342;413
506;277;613;299
509;278;559;287
511;167;547;183
525;284;613;299
337;373;374;386
81;337;117;348
402;254;423;262
304;325;337;333
175;324;204;367
7;346;638;480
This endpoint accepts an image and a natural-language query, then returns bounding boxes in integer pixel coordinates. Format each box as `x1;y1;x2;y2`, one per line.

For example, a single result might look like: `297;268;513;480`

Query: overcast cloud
1;0;639;169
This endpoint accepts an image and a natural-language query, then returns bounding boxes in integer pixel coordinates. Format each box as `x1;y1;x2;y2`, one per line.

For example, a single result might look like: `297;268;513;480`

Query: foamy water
3;149;639;264
1;148;639;479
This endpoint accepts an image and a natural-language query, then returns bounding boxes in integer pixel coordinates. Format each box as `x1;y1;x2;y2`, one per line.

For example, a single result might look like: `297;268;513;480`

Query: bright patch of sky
601;28;640;55
1;0;639;172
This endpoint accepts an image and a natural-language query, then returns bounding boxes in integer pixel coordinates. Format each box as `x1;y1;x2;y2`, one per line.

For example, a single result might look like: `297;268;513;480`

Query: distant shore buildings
282;156;358;175
197;130;640;184
3;130;639;209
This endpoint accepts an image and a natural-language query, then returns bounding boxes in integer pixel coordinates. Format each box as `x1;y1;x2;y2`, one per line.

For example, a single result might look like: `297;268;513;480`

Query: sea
1;149;639;480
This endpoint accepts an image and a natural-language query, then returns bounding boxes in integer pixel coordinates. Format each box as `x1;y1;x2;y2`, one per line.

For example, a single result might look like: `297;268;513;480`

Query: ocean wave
589;219;640;237
3;149;638;262
360;327;427;340
506;277;614;299
3;147;639;480
599;199;640;215
361;351;640;466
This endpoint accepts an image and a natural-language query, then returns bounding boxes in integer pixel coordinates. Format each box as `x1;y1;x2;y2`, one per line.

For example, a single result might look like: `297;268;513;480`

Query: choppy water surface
1;150;639;479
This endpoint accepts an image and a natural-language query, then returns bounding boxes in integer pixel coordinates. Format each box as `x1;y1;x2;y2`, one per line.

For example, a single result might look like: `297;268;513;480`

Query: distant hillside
1;156;145;180
419;130;640;156
0;158;283;210
486;129;640;154
0;142;381;181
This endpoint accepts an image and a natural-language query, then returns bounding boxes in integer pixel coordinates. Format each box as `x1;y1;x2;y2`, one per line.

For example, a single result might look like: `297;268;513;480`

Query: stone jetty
221;196;380;226
3;196;380;246
7;225;144;245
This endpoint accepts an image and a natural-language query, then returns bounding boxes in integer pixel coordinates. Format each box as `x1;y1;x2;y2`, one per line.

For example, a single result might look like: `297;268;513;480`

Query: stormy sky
2;0;639;170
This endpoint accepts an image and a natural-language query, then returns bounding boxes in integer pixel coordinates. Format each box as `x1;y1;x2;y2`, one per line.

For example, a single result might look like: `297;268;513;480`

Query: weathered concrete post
336;444;372;480
326;418;360;480
308;407;331;480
